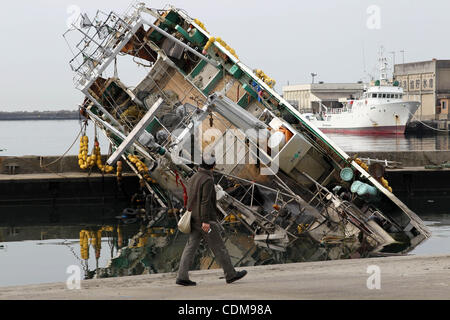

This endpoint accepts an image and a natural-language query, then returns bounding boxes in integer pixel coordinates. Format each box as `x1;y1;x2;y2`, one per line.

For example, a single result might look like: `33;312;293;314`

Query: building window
429;79;433;88
416;80;420;89
403;81;407;89
410;81;414;89
423;79;427;88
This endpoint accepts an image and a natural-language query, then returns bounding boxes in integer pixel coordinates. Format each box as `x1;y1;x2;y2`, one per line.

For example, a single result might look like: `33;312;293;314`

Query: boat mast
378;46;388;83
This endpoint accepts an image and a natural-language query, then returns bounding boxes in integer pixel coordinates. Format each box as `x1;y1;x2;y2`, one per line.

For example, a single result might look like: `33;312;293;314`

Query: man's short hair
200;154;216;170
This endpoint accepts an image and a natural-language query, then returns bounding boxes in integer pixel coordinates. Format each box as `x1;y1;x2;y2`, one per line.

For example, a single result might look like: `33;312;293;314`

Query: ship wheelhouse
365;86;404;102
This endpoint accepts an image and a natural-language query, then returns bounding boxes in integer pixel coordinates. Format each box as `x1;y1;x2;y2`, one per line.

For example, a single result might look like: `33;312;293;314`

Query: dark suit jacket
186;168;218;228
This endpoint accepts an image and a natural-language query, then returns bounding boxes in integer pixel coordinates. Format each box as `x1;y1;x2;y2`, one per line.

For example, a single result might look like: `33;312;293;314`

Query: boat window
399;94;403;99
382;94;386;98
372;93;377;98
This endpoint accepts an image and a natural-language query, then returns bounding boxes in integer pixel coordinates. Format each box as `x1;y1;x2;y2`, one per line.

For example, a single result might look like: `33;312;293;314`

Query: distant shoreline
0;111;79;121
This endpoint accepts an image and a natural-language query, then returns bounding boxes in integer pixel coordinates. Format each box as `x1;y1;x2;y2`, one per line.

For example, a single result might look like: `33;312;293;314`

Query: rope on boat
39;122;86;169
408;110;450;132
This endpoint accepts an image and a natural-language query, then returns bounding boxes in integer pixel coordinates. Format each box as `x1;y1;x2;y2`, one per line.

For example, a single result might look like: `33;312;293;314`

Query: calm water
0;121;449;287
1;120;450;156
409;214;450;255
0;214;448;287
0;120;110;157
0;239;113;287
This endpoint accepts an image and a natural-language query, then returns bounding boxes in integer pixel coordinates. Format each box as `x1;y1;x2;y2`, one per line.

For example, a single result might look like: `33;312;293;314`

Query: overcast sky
1;0;449;111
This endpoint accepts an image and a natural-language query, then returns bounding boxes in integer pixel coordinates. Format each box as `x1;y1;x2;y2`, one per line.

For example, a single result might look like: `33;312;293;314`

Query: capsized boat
64;2;430;274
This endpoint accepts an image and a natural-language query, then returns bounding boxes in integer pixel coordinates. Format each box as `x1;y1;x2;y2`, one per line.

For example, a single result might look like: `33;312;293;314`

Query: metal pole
389;51;395;79
140;17;219;67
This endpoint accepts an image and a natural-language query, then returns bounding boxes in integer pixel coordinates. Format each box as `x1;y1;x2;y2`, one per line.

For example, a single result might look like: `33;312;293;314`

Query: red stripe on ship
318;125;406;135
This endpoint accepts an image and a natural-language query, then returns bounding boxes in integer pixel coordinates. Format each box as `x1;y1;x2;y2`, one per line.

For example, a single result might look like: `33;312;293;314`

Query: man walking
176;156;247;286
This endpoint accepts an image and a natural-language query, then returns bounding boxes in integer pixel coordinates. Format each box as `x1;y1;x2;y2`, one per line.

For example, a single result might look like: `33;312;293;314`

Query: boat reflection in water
0;219;382;282
1;211;448;285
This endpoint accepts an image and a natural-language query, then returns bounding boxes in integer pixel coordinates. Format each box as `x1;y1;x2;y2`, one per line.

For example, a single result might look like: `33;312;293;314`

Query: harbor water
1;120;450;157
0;120;110;157
1;120;449;287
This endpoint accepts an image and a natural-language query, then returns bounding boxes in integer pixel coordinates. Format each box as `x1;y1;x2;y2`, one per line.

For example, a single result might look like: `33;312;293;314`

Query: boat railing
323;107;350;115
358;157;402;168
64;8;140;88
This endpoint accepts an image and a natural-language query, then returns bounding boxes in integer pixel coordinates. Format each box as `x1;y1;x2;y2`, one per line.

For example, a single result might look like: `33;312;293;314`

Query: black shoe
176;279;197;286
226;270;247;284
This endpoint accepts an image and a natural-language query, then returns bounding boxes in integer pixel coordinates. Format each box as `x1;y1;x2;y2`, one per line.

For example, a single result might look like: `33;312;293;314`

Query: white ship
304;54;420;135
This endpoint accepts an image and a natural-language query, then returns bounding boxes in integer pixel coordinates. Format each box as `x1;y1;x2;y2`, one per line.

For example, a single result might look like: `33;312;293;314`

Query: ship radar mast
378;46;388;82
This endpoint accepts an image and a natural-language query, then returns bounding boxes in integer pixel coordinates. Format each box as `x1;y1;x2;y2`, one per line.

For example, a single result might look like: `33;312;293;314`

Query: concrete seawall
0;155;139;225
0;172;140;226
0;254;449;300
0;155;132;175
2;151;450;175
1;152;449;219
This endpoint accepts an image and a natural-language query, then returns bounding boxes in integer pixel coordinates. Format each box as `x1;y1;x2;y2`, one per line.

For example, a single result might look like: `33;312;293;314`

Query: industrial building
394;59;450;120
282;83;364;113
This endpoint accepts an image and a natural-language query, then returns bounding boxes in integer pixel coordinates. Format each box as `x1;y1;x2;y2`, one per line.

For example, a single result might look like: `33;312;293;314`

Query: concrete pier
0;171;139;226
1;152;449;220
0;254;449;300
2;151;450;175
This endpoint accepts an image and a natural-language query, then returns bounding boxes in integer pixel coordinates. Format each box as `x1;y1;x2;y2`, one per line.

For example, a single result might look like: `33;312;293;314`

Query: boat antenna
362;41;367;79
389;51;396;80
378;46;388;82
